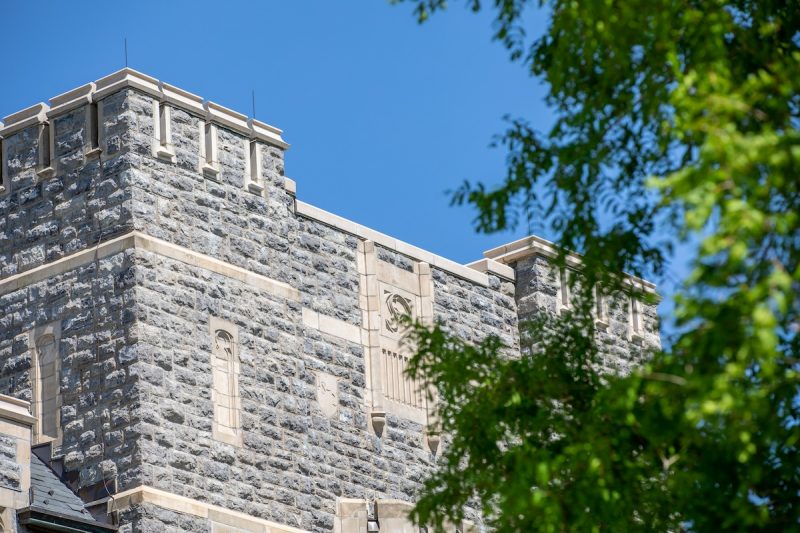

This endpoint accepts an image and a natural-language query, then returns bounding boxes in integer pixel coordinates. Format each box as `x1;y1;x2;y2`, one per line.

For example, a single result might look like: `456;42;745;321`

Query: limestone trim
358;241;437;438
283;177;297;196
0;232;300;301
335;498;476;533
244;139;265;194
1;103;49;137
0;68;288;149
0;131;6;196
29;322;62;447
209;317;242;447
107;485;308;533
302;308;362;345
199;121;221;179
36;122;56;178
46;83;95;118
484;234;658;294
464;257;515;281
0;395;36;427
0;396;33;512
153;101;176;162
297;200;491;287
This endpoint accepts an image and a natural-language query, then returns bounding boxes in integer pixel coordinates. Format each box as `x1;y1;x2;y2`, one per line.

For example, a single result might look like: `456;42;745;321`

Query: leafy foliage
394;0;800;531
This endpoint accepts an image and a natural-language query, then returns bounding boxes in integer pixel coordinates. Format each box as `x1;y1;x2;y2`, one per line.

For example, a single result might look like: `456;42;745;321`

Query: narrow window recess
153;101;176;162
85;101;102;159
244;139;264;194
594;285;609;330
629;295;643;343
199;121;219;179
36;122;55;179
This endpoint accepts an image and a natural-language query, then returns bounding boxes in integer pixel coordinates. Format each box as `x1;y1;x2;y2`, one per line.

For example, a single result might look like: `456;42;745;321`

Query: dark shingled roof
29;453;95;521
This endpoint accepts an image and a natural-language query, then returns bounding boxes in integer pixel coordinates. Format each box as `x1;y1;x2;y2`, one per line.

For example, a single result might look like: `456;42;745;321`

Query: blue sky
1;1;685;334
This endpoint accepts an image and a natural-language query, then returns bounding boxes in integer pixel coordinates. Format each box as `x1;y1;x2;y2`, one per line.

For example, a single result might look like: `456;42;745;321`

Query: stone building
0;69;659;532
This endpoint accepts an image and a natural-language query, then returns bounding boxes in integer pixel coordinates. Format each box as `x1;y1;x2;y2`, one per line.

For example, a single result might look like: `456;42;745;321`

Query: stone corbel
370;411;386;437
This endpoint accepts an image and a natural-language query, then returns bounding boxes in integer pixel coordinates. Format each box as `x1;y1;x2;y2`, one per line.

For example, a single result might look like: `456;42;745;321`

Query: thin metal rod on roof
124;38;128;68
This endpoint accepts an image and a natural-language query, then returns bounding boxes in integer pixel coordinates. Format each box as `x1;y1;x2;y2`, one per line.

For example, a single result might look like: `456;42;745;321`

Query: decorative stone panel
358;241;436;442
209;317;242;447
29;321;61;447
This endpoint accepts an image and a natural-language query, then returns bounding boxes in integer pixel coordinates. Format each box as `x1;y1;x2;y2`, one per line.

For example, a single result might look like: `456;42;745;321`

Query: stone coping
0;394;36;426
0;68;288;148
464;258;515;281
295;200;515;287
0;231;300;302
107;485;308;533
484;234;658;293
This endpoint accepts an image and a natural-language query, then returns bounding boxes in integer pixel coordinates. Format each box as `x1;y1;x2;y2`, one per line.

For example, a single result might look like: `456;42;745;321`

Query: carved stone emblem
214;329;234;360
383;290;413;334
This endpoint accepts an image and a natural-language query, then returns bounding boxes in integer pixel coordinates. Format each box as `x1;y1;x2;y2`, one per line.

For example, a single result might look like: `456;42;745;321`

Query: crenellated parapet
0;69;289;199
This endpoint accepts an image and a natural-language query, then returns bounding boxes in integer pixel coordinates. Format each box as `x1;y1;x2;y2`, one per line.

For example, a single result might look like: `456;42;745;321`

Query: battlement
0;68;286;146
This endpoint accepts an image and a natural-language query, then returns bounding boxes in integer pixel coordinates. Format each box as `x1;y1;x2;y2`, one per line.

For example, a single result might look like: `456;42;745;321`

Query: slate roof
29;453;95;521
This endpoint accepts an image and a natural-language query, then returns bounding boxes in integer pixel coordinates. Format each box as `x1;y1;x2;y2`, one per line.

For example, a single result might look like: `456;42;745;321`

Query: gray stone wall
127;242;513;531
122;90;294;286
0;251;140;490
513;254;659;374
0;434;20;491
0;88;141;497
117;502;209;533
0;90;134;278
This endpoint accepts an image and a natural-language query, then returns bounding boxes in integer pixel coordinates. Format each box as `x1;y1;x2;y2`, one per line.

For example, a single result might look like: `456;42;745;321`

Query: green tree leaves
395;0;800;530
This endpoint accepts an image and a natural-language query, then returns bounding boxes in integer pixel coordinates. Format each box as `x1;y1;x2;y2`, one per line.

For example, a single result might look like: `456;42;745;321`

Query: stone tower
0;70;659;532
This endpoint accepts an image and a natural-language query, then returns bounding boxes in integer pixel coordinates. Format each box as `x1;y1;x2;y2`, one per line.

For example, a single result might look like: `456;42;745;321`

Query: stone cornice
0;231;300;301
0;68;288;149
484;234;658;293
